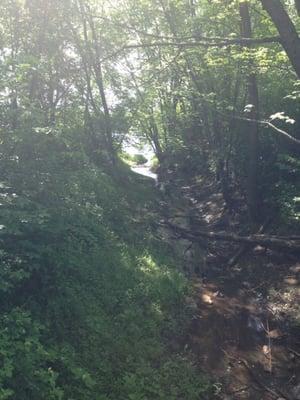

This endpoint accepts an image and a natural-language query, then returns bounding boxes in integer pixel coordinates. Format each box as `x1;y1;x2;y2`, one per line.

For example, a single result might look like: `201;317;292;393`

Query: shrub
132;154;148;165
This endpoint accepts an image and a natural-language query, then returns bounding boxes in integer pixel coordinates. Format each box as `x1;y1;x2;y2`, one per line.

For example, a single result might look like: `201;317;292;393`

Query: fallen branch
164;221;300;253
227;219;271;267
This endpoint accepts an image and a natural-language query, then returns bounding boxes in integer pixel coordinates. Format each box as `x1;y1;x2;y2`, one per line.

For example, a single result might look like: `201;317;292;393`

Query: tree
239;1;260;221
261;0;300;79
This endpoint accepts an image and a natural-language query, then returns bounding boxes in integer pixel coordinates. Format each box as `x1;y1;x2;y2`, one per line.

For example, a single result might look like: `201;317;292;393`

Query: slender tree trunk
123;56;165;162
261;0;300;79
150;116;165;163
240;1;260;222
87;14;116;165
189;0;196;17
295;0;300;16
77;0;116;166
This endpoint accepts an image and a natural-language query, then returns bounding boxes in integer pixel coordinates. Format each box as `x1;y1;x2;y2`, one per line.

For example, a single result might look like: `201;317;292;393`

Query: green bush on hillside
132;154;148;165
0;130;211;399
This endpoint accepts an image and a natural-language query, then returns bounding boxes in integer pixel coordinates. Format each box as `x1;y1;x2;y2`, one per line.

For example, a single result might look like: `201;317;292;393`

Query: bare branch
99;36;281;63
121;37;280;48
235;115;300;146
92;14;280;46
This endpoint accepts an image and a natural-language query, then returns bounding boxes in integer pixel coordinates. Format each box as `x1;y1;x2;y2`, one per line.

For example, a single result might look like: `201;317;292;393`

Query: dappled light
0;0;300;399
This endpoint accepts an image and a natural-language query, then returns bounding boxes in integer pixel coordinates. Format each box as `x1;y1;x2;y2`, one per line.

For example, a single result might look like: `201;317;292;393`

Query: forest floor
153;173;300;400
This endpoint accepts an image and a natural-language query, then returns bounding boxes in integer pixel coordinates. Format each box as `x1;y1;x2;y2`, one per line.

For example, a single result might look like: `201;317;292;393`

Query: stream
131;164;157;180
123;140;158;181
125;141;300;399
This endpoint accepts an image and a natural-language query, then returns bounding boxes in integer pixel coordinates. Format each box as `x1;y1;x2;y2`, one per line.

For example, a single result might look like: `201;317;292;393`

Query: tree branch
235;115;300;146
100;36;281;63
92;14;280;46
119;36;281;49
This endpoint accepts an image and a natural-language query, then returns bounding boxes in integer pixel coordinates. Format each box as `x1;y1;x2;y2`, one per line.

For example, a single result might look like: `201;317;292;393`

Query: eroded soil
167;176;300;399
188;262;300;399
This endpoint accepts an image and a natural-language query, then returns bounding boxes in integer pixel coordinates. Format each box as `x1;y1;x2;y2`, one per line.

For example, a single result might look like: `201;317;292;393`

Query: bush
150;156;159;172
132;153;148;165
120;152;148;166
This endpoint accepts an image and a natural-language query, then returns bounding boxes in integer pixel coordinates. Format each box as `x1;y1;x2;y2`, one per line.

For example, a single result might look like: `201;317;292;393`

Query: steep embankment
0;146;212;400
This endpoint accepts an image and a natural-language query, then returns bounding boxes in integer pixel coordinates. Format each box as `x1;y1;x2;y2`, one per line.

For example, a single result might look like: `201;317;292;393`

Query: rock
262;345;270;355
284;276;298;285
253;245;265;254
201;293;213;304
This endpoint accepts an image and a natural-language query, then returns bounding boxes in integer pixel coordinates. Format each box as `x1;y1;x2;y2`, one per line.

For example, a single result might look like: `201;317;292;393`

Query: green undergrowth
120;152;148;166
0;134;211;399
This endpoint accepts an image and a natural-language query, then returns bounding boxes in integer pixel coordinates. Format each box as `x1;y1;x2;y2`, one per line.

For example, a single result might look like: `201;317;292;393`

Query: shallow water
131;165;157;180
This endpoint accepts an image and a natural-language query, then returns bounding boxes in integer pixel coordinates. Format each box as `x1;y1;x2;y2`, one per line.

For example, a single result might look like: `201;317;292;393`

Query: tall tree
261;0;300;79
240;1;260;221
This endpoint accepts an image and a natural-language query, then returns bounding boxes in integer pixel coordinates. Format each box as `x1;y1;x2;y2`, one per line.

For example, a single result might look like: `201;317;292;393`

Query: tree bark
261;0;300;79
239;2;260;222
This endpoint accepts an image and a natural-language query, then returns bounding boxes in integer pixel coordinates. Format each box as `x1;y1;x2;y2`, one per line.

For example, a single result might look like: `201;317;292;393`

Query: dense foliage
0;0;300;398
0;130;212;398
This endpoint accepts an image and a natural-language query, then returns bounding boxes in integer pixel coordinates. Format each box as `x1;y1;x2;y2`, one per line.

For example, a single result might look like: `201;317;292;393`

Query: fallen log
164;221;300;253
227;219;271;267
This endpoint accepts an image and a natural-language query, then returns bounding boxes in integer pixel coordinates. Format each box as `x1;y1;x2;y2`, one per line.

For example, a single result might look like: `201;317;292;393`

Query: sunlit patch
139;254;171;276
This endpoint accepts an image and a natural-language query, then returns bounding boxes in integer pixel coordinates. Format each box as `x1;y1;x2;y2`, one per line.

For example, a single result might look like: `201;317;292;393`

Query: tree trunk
149;116;165;163
261;0;300;79
87;14;116;165
240;2;260;222
295;0;300;16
